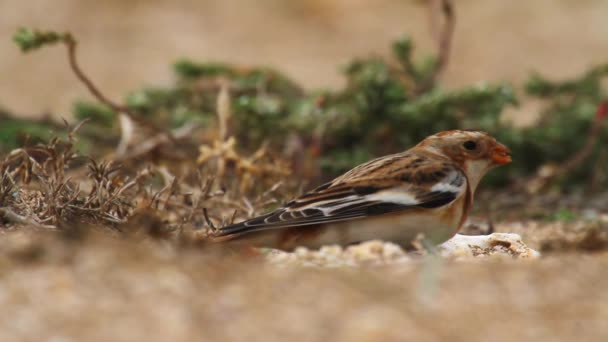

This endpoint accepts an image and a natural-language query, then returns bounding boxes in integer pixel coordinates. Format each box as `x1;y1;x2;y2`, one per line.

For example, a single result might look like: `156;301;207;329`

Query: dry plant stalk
217;78;232;142
197;79;290;193
5;31;301;237
0;114;288;237
0;120;140;230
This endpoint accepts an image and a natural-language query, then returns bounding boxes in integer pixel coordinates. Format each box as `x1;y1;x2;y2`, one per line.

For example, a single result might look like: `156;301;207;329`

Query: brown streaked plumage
210;130;511;250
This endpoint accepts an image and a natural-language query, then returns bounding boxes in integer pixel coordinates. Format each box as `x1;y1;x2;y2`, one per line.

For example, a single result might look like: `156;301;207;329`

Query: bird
210;130;511;251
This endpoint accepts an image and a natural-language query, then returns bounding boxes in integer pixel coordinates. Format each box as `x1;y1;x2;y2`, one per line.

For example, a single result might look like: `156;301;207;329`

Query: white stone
440;233;541;259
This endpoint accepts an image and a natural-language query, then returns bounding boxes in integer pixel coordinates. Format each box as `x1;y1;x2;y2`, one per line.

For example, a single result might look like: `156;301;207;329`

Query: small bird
211;130;511;250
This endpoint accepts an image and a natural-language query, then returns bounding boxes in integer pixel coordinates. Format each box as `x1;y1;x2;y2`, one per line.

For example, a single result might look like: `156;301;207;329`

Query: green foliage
525;64;608;98
552;209;578;222
174;60;237;79
9;27;608;190
174;59;303;96
73;101;116;127
495;64;608;188
0;110;59;151
127;59;306;144
68;59;309;145
299;38;518;177
13;28;69;52
168;45;606;188
166;43;520;179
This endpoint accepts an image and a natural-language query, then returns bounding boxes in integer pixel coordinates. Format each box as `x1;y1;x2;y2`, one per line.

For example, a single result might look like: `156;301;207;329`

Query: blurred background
2;2;608;341
1;0;608;210
2;0;608;119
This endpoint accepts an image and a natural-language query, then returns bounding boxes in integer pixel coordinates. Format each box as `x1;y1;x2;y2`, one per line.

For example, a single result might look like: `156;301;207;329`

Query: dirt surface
1;218;607;342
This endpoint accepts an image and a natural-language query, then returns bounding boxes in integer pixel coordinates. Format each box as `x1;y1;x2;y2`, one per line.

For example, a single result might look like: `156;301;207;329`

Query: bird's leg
421;238;439;256
410;233;440;256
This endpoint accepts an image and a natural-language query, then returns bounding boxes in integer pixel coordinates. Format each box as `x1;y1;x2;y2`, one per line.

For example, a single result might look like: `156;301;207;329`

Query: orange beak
491;143;512;165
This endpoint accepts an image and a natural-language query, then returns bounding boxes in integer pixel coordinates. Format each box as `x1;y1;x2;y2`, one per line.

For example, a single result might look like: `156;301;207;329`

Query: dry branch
0;207;57;229
418;0;455;93
524;101;608;193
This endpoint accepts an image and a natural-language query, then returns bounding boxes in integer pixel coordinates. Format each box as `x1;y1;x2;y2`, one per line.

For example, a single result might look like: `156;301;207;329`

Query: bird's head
417;130;511;190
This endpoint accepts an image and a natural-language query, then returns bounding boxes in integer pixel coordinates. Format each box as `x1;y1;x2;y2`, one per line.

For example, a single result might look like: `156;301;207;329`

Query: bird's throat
464;159;492;194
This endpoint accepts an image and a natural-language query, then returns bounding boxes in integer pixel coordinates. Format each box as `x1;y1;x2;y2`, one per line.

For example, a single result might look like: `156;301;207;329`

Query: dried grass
0;92;294;244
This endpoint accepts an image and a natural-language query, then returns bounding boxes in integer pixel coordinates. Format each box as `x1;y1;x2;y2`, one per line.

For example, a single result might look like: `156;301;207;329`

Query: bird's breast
331;210;458;247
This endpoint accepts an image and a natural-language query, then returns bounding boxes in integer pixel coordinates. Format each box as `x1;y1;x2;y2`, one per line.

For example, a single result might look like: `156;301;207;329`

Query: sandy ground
2;0;608;118
0;219;607;342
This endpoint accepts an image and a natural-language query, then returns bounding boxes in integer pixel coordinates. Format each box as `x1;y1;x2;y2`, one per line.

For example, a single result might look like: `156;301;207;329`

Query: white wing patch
288;170;464;216
318;200;365;215
298;189;419;216
430;169;466;194
291;195;359;211
365;189;418;205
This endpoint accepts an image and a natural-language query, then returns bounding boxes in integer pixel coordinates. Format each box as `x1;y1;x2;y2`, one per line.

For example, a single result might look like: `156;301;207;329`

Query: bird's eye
463;141;477;150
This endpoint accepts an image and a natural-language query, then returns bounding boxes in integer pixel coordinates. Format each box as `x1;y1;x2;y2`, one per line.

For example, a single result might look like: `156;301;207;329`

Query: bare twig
257;181;283;201
202;208;216;230
587;149;607;193
63;35;132;115
418;0;455;92
228;209;238;225
115;122;199;162
559;115;605;174
0;171;16;206
524;101;608;193
0;207;57;229
61;34;177;150
242;197;255;217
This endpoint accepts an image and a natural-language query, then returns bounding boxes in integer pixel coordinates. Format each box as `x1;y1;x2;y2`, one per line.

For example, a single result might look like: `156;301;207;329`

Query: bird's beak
491;143;512;165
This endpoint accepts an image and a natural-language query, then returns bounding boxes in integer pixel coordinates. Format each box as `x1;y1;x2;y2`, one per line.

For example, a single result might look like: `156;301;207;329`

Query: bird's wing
214;154;467;237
